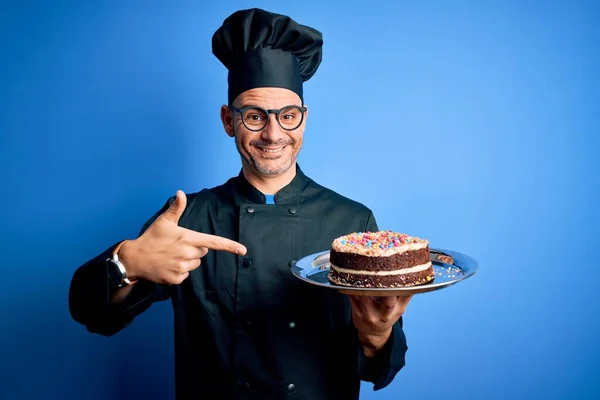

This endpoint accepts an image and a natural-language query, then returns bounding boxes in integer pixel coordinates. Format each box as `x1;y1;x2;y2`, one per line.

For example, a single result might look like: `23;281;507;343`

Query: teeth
259;147;284;153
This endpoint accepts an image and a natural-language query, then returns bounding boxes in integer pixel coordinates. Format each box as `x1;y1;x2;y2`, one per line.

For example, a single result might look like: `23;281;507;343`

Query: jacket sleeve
357;317;408;390
356;210;409;390
68;197;174;336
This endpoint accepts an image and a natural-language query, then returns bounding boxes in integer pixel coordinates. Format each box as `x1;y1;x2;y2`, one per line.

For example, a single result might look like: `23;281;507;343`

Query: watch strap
111;240;135;286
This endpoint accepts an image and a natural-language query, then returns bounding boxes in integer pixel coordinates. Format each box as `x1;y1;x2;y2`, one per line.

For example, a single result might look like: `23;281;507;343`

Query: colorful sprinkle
334;231;426;250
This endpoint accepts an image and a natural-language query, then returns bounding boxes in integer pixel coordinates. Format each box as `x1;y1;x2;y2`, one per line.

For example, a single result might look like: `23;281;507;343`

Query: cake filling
329;262;432;276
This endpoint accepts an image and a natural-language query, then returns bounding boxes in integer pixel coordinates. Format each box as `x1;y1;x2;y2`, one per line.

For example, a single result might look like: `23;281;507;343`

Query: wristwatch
107;242;132;288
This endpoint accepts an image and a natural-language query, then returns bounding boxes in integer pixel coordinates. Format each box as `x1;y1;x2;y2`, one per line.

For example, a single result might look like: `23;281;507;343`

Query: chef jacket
69;165;408;399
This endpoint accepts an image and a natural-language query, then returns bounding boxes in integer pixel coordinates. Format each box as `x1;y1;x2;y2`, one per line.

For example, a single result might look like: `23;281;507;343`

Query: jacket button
246;206;255;214
287;383;296;392
288;207;297;214
242;259;252;268
288;321;296;329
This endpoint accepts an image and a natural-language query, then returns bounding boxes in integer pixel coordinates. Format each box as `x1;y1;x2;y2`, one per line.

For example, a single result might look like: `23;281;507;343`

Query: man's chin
251;159;294;176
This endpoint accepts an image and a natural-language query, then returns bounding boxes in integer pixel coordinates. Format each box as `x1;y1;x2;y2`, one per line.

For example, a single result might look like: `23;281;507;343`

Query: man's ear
220;105;234;137
303;104;309;127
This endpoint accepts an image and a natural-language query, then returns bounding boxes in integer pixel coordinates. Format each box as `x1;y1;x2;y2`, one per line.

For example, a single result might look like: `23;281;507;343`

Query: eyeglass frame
228;104;308;132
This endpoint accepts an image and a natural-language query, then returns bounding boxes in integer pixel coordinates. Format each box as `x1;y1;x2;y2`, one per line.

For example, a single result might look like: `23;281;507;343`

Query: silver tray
291;248;478;296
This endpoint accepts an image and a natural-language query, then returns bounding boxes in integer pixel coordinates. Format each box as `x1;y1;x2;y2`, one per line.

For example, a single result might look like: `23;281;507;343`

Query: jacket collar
234;163;310;204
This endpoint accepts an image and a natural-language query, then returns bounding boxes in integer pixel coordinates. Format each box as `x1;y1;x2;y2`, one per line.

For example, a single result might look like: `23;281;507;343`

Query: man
69;8;412;400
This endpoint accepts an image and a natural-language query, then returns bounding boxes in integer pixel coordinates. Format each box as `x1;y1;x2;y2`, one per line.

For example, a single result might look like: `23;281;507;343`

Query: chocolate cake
328;231;435;288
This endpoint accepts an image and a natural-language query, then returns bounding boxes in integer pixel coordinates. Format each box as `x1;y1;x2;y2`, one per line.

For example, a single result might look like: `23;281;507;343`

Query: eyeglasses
229;105;307;131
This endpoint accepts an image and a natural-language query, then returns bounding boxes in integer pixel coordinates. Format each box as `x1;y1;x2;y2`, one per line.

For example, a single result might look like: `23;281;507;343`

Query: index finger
183;228;247;256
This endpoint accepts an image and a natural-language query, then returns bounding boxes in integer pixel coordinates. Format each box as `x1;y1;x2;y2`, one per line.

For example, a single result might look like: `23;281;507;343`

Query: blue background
1;0;598;399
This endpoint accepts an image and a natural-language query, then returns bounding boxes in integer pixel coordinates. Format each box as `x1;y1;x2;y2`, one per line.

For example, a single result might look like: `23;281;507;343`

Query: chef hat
212;8;323;105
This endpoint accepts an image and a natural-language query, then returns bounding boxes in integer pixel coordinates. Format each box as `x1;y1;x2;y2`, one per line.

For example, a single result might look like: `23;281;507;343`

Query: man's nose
261;113;284;141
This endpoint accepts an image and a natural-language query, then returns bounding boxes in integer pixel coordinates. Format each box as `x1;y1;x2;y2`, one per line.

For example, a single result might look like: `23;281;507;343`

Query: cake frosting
328;231;435;288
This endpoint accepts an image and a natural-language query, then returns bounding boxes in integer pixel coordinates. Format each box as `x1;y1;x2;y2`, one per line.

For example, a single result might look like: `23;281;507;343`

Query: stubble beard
234;126;300;176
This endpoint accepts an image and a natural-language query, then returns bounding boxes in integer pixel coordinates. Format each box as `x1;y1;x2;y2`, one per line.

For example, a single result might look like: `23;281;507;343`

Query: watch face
106;259;123;286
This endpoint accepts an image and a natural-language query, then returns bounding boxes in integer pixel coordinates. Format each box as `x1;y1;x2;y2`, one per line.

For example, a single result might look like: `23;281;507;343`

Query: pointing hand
119;190;247;285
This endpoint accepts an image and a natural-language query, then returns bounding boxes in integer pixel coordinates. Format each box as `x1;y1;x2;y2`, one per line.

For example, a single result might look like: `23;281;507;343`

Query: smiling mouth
255;146;286;154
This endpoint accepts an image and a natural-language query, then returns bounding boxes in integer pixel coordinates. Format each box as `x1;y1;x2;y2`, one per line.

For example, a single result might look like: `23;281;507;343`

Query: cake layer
331;231;428;257
330;247;430;272
328;265;435;288
329;261;432;276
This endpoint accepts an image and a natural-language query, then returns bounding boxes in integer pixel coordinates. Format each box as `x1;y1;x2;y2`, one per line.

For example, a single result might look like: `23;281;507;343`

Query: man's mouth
255;146;285;154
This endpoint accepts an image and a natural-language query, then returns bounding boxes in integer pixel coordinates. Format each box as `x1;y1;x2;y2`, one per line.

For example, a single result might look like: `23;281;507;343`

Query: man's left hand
346;294;413;358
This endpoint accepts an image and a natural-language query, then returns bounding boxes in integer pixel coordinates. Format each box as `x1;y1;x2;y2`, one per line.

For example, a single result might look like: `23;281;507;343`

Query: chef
69;8;412;400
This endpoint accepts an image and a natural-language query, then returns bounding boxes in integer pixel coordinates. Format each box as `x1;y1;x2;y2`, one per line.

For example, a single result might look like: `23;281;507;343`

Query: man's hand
347;295;413;358
118;190;247;285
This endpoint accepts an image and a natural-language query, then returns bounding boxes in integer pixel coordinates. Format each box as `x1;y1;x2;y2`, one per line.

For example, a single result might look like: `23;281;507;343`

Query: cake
328;231;435;288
